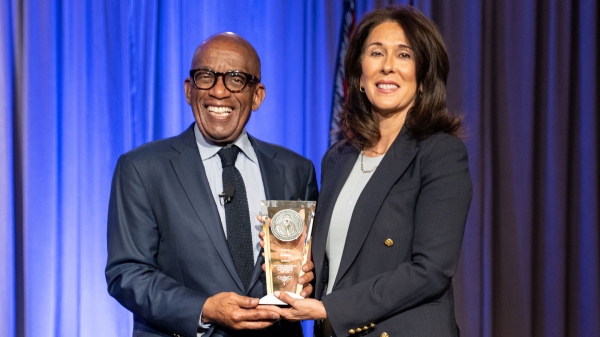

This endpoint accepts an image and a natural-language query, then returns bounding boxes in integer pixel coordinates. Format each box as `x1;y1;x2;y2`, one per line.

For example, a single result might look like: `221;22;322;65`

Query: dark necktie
217;145;254;289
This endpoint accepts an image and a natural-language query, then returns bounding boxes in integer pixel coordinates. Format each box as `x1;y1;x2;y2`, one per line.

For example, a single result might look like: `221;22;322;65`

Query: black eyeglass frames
189;69;260;93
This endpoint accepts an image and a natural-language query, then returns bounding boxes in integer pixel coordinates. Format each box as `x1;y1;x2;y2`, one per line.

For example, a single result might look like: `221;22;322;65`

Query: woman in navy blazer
271;5;472;337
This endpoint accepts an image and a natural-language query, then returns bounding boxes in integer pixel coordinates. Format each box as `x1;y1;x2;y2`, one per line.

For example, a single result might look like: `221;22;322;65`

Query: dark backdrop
1;0;598;336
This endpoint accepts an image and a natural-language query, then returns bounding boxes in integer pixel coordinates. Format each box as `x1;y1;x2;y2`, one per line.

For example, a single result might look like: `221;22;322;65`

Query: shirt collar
194;123;258;164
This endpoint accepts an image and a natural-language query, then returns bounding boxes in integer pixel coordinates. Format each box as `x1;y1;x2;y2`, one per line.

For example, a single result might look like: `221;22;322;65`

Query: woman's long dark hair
339;5;462;150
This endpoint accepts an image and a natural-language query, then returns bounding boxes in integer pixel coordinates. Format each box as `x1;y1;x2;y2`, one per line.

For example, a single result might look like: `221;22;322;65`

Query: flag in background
329;0;356;146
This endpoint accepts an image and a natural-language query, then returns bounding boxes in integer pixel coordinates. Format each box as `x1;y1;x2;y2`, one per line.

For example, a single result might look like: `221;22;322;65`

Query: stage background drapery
1;0;597;336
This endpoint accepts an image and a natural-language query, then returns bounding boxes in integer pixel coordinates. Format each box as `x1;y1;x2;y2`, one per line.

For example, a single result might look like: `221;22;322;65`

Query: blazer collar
170;124;263;293
248;135;286;200
316;127;418;293
336;127;417;287
246;134;287;290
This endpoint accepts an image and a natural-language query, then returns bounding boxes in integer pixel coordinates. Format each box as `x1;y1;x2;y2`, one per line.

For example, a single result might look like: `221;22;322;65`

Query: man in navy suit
105;32;318;337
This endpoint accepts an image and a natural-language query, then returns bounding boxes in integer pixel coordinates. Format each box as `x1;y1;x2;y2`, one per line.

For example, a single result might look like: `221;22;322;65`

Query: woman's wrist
316;301;328;320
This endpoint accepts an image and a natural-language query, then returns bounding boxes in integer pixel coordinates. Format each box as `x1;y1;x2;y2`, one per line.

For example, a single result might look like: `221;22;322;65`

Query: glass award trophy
259;200;316;305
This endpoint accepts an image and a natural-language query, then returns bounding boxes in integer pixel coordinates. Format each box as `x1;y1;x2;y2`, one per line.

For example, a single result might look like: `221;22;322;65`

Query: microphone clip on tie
219;185;235;205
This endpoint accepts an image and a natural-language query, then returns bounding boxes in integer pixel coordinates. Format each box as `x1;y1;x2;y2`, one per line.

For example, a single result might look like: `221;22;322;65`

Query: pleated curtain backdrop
429;1;600;335
1;0;598;336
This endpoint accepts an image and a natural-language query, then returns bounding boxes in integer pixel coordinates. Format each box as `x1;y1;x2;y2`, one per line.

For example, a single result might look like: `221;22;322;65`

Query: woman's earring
419;91;423;98
360;86;365;93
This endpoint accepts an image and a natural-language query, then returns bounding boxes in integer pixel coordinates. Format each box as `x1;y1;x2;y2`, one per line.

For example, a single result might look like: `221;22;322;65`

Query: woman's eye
370;51;383;56
399;53;411;59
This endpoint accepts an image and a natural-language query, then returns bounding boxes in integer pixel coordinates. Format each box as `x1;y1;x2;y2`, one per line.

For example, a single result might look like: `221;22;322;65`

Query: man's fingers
300;284;313;298
231;296;280;320
302;260;314;273
234;294;260;309
257;304;284;316
299;271;314;285
203;292;285;330
273;291;296;306
233;308;280;324
251;309;280;321
235;321;276;330
230;317;276;330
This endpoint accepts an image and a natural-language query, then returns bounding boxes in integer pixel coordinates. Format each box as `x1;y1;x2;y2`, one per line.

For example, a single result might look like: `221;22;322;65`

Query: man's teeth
377;84;399;90
207;106;232;114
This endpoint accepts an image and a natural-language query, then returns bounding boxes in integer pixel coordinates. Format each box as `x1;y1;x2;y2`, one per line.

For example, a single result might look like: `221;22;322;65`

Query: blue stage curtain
1;1;341;335
1;0;598;336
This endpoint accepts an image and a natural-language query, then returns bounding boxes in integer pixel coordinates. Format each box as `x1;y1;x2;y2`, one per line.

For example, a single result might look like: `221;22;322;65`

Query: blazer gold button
380;333;389;337
349;329;355;334
363;325;369;330
370;323;376;328
357;328;363;333
384;238;394;247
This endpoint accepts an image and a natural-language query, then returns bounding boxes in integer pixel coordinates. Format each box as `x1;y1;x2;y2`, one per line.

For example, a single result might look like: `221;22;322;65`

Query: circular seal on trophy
270;209;304;241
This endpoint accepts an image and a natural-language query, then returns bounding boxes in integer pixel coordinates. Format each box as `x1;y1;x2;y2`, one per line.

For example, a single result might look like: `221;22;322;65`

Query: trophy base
259;292;304;306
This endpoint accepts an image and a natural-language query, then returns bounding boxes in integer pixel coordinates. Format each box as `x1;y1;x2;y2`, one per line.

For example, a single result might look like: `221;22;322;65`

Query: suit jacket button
370;323;376;328
349;329;356;334
363;325;369;330
384;238;394;247
357;327;363;333
380;333;389;337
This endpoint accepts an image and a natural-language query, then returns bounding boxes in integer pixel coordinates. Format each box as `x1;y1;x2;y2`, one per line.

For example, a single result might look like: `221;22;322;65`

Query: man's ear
184;78;193;105
252;84;266;111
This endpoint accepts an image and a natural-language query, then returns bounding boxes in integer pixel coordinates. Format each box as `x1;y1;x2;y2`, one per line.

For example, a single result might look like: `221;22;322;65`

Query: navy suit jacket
313;127;472;337
105;124;318;337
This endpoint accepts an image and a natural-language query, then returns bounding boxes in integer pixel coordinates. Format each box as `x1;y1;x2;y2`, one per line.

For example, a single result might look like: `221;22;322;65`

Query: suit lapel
250;136;286;200
246;135;286;292
333;128;418;289
170;126;245;292
312;142;358;297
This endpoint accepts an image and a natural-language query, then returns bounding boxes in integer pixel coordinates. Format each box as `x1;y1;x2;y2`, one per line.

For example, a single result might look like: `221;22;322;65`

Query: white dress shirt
194;124;267;262
193;124;267;334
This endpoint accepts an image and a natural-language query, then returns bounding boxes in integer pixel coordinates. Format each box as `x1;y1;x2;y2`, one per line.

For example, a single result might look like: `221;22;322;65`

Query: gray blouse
325;152;385;294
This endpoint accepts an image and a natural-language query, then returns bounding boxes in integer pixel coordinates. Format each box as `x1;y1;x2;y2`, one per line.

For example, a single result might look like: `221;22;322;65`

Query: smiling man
105;33;318;337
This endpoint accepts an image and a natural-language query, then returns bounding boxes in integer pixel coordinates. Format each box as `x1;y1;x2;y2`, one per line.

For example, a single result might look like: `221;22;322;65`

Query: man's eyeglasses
189;69;260;93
